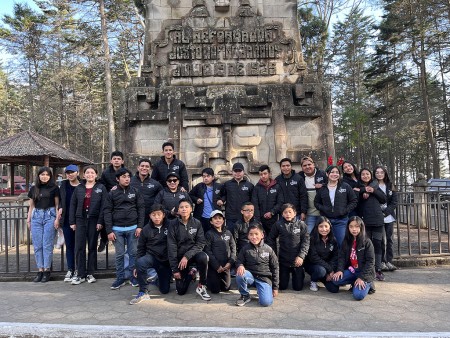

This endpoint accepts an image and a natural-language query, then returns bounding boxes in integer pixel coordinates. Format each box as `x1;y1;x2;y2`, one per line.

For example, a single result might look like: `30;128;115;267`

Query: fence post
412;173;428;229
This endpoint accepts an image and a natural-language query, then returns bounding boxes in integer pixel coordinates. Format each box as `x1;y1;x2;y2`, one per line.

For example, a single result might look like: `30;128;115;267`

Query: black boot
41;271;51;283
33;272;43;283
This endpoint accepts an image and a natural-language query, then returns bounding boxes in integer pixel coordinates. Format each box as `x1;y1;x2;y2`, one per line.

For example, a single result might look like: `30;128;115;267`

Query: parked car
0;183;27;195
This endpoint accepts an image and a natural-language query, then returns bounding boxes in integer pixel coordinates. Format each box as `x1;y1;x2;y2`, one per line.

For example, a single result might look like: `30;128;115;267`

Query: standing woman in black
357;168;387;281
341;161;360;217
374;166;398;272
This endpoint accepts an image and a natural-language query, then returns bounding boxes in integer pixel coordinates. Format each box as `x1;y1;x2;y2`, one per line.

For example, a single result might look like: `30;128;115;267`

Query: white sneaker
64;270;73;282
196;285;211;301
86;275;96;283
310;281;319;292
71;276;86;285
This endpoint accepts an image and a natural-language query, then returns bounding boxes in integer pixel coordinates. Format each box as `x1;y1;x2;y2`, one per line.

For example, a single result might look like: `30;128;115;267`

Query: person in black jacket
235;224;279;307
167;199;211;301
189;167;222;233
154;172;193;220
266;203;309;291
217;162;254;233
332;216;375;301
58;164;80;282
358;168;387;282
252;165;284;234
104;168;145;290
205;210;236;294
314;165;358;246
98;150;125;252
233;202;262;254
276;158;308;221
151;142;189;191
304;216;339;293
374;166;398;272
130;158;163;224
130;204;172;305
342;161;360;217
69;166;107;285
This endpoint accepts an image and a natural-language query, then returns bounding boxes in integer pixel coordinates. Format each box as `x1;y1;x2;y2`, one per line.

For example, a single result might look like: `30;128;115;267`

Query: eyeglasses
242;209;254;212
167;179;178;183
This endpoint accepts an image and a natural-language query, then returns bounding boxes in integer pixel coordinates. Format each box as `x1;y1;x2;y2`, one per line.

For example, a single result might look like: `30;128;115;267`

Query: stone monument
123;0;334;184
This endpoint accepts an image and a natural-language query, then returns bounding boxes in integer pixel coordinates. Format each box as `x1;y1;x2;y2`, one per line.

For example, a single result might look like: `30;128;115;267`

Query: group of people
26;141;398;306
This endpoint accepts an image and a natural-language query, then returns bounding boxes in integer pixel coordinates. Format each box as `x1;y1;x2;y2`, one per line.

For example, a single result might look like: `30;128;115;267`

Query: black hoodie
69;180;107;225
154;188;193;219
151;155;189;191
275;170;308;215
136;219;170;262
205;227;236;270
130;172;163;214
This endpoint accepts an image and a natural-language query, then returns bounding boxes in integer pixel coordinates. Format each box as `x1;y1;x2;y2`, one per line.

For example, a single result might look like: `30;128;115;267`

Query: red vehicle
1;183;28;195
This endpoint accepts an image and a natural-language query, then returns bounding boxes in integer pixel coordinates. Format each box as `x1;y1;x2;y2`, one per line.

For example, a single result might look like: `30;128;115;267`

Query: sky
0;0;41;18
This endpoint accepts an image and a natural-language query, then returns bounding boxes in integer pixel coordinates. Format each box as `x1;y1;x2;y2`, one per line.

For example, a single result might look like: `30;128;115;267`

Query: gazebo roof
0;130;93;166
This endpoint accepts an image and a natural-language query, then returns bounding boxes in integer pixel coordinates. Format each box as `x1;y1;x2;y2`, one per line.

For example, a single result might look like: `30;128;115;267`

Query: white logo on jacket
215;189;220;194
128;193;135;199
317;177;324;182
164;229;168;235
147;184;155;189
241;186;249;191
189;228;197;235
179;194;186;199
270;189;277;194
172;165;180;170
338;188;346;193
290;181;298;185
293;227;301;234
95;188;102;194
222;235;230;241
260;252;269;258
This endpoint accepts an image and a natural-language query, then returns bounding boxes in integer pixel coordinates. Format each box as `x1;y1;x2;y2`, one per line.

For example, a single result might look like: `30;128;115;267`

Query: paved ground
0;266;450;337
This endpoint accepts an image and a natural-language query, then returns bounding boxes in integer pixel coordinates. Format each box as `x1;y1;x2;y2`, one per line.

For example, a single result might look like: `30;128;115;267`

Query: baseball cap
232;163;244;171
65;164;78;173
210;210;224;219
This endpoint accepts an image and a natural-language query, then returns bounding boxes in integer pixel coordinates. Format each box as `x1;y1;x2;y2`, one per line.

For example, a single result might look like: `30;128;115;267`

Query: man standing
151;142;189;191
217;163;254;233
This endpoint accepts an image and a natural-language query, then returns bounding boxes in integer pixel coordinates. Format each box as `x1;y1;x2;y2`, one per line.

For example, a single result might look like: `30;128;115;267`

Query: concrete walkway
1;266;450;337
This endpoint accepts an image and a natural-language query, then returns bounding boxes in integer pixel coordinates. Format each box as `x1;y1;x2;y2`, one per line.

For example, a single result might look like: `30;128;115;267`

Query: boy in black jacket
233;202;262;254
104;168;145;290
235;224;279;307
151;142;189;191
130;204;172;304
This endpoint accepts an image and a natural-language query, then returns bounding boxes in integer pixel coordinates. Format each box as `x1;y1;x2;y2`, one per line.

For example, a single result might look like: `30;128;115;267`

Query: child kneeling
235;224;279;307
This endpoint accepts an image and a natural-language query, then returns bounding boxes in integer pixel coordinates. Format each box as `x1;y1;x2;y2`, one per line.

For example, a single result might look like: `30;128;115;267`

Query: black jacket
219;179;254;220
307;236;339;273
357;183;387;227
275;171;308;215
233;217;262;253
151;155;189;191
251;180;283;228
59;179;80;226
204;227;236;270
103;185;145;234
314;182;358;219
266;218;309;267
189;181;222;219
100;165;123;192
136;219;170;262
299;168;328;189
235;240;279;289
69;181;107;225
167;217;205;273
130;173;163;214
343;175;359;189
337;237;375;283
380;182;398;219
154;188;192;219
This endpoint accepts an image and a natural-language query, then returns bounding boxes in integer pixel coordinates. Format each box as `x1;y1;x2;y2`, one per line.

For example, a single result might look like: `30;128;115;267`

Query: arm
179;162;189;191
297;224;310;260
308;239;333;273
384;189;398;217
97;186;107;226
69;188;78;226
136;229;147;259
103;193;113;234
27;199;35;230
269;247;280;291
188;183;202;204
229;231;237;266
251;189;261;220
265;222;279;252
136;191;145;229
299;177;308;215
359;240;375;282
54;195;60;229
372;188;387;204
167;222;179;273
271;187;284;215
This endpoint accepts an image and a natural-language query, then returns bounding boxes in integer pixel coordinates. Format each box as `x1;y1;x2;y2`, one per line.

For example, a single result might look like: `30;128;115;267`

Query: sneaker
189;267;198;282
146;268;158;284
236;294;251;306
129;291;150;305
196;285;211;301
386;262;398;271
130;277;139;287
98;240;107;253
111;279;127;290
380;262;389;271
71;276;86;285
64;270;73;282
310;281;319;292
86;275;96;283
376;271;385;281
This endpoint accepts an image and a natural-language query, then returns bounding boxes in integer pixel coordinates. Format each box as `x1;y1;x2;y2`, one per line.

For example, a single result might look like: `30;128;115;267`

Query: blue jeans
31;208;57;269
332;269;371;300
113;229;137;281
304;263;339;293
305;215;320;233
329;217;348;248
135;253;172;294
236;270;273;307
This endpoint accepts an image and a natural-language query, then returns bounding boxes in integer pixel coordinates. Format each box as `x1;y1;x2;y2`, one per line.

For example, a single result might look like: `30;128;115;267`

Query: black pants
366;225;383;271
176;252;208;295
75;217;98;277
279;264;305;291
382;222;395;263
135;253;172;294
98;225;108;244
207;266;231;293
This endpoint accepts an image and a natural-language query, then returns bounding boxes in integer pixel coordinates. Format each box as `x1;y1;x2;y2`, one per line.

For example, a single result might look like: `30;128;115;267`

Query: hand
217;200;224;207
58;208;63;219
217;266;224;273
53;219;59;229
365;186;374;193
108;232;116;242
197;198;203;205
333;271;343;281
223;263;231;271
178;257;188;270
96;224;102;231
294;257;303;267
273;289;278;297
173;272;181;280
353;187;360;192
236;265;245;276
326;272;333;282
300;213;306;221
354;278;366;290
264;212;272;219
135;228;142;237
314;183;323;189
363;192;370;199
27;219;31;230
133;269;137;278
70;224;77;231
180;187;187;192
171;207;176;216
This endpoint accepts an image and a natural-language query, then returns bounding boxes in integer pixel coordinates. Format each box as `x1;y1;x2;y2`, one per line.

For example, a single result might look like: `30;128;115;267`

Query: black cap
166;172;180;180
232;162;244;171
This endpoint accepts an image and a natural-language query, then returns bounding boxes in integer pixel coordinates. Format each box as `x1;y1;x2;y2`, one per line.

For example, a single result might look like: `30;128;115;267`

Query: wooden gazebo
0;130;93;195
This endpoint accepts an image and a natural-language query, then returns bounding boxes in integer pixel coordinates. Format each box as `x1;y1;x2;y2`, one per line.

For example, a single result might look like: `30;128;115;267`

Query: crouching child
235;224;279;307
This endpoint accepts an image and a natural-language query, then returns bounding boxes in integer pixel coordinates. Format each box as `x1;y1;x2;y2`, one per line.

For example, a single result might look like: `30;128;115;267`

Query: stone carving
123;0;334;183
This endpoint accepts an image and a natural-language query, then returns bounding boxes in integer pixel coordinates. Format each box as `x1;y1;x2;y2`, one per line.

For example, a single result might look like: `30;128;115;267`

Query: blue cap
65;164;79;172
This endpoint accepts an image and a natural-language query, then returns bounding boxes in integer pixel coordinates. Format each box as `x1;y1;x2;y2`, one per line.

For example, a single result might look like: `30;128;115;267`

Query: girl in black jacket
69;166;107;285
341;161;360;217
314;165;357;247
358;168;387;282
304;216;339;293
332;216;375;300
374;166;398;271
